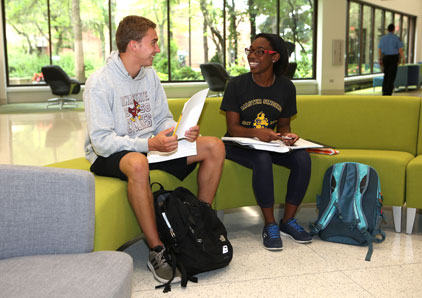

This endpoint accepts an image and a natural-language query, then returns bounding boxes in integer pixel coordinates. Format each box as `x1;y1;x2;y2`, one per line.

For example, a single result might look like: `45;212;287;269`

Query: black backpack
151;182;233;292
309;162;385;261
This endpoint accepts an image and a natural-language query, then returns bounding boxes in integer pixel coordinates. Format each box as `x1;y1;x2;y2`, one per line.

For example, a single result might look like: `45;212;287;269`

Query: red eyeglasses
245;47;277;57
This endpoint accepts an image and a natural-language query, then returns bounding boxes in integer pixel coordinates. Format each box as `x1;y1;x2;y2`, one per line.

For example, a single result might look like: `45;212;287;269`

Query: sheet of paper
174;88;209;139
147;88;209;163
221;137;281;147
147;140;197;163
222;136;323;153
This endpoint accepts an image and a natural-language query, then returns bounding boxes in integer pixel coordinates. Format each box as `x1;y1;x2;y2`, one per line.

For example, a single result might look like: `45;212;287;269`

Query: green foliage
172;66;202;80
55;54;76;77
227;65;249;77
8;52;49;79
153;51;169;75
210;54;222;64
5;0;316;83
295;54;312;78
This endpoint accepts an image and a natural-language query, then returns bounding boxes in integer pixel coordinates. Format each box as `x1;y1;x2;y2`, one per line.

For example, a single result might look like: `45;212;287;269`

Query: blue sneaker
262;223;283;251
279;218;312;244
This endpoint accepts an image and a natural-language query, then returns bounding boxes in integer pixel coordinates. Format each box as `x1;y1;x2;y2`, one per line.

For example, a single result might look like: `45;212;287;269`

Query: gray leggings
225;144;311;208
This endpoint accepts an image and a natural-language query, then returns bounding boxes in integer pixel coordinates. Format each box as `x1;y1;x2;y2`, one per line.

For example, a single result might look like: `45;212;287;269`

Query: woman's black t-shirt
220;72;297;133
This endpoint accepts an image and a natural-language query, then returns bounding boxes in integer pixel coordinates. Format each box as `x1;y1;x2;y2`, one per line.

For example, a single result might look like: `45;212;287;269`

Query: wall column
317;0;347;95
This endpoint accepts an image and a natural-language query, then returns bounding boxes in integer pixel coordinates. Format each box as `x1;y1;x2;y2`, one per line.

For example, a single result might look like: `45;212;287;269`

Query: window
347;1;360;76
346;0;416;77
279;0;315;78
373;8;383;73
3;0;316;86
361;5;372;75
112;0;169;80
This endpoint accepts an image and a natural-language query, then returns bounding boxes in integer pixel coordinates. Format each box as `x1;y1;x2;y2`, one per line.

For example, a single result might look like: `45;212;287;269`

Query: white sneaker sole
262;244;283;251
280;231;312;244
147;261;182;284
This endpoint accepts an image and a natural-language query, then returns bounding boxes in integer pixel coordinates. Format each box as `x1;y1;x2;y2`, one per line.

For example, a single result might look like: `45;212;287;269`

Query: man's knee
120;152;149;178
200;136;226;159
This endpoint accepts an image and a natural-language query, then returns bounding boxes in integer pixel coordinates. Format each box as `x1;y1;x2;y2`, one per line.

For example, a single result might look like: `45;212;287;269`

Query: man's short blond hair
115;15;156;53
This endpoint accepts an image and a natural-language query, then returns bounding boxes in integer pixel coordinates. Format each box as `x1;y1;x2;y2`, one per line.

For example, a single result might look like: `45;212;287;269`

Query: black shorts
90;150;197;181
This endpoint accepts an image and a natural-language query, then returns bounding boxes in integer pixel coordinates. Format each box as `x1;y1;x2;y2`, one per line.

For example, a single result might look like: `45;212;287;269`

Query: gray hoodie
84;51;176;164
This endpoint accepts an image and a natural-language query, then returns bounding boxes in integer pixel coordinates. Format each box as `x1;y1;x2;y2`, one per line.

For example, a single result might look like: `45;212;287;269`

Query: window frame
2;0;318;87
345;0;417;77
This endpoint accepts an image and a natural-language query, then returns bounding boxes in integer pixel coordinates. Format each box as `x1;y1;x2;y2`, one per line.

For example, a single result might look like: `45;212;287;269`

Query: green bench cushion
406;155;422;209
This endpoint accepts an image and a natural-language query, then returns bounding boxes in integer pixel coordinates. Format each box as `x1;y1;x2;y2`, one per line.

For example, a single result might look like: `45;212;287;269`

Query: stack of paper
222;137;323;153
147;88;209;163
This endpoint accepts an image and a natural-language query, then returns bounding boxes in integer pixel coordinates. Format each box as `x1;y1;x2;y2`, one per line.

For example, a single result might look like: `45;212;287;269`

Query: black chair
41;65;80;109
199;63;231;96
284;62;297;80
284;41;297;80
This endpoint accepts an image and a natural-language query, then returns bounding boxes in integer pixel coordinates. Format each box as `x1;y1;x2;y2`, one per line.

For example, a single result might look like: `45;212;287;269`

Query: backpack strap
362;230;374;261
355;163;382;261
155;249;178;293
372;182;386;244
310;163;346;235
354;163;370;231
151;181;165;191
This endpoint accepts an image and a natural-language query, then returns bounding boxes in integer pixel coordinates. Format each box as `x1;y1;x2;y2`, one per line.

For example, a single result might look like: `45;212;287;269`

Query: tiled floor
1;93;421;297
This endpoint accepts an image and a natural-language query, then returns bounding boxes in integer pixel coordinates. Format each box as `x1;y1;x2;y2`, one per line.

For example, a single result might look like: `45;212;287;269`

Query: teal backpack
310;162;386;261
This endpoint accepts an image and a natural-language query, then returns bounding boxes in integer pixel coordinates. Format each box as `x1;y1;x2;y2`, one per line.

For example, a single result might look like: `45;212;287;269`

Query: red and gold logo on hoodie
122;92;152;134
128;99;141;122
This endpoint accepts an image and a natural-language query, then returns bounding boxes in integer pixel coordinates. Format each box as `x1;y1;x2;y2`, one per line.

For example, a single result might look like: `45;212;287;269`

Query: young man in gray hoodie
83;15;225;284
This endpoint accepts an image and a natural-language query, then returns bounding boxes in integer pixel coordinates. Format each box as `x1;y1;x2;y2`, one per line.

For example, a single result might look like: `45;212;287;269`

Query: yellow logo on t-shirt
253;112;268;128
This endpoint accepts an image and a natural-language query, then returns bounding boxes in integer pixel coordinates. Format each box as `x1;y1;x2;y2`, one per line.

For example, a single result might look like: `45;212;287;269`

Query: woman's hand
255;128;280;142
281;132;299;145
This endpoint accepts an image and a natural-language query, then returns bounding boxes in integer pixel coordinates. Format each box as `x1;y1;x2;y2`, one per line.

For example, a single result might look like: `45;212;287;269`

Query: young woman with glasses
220;33;312;251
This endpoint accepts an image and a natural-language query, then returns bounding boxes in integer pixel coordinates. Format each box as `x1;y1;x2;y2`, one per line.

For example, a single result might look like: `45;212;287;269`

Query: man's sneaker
262;223;283;251
147;245;181;284
279;218;312;244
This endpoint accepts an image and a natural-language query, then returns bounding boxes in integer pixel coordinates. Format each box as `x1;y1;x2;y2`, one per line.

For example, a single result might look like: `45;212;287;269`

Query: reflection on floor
1;97;421;298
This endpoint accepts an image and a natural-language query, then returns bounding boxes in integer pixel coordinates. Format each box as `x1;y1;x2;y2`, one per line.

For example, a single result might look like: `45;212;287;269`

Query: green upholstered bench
406;105;422;234
204;96;420;234
48;158;198;251
406;155;422;234
49;95;422;250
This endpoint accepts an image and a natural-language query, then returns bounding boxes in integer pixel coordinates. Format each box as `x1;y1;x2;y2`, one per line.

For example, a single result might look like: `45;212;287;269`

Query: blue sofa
373;64;422;92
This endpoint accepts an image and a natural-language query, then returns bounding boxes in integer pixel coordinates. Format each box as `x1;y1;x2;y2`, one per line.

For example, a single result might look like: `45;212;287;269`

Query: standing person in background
84;15;225;284
220;33;312;251
378;23;404;96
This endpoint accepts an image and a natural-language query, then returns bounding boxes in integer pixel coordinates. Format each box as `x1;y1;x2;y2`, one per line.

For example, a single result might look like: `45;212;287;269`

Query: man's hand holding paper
147;88;208;163
148;127;178;152
183;125;200;142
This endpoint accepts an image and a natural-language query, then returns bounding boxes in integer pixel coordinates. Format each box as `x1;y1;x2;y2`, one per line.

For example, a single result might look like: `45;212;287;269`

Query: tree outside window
3;0;316;86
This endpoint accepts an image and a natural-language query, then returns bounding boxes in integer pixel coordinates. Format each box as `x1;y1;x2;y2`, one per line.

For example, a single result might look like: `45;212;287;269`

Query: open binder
221;136;324;154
